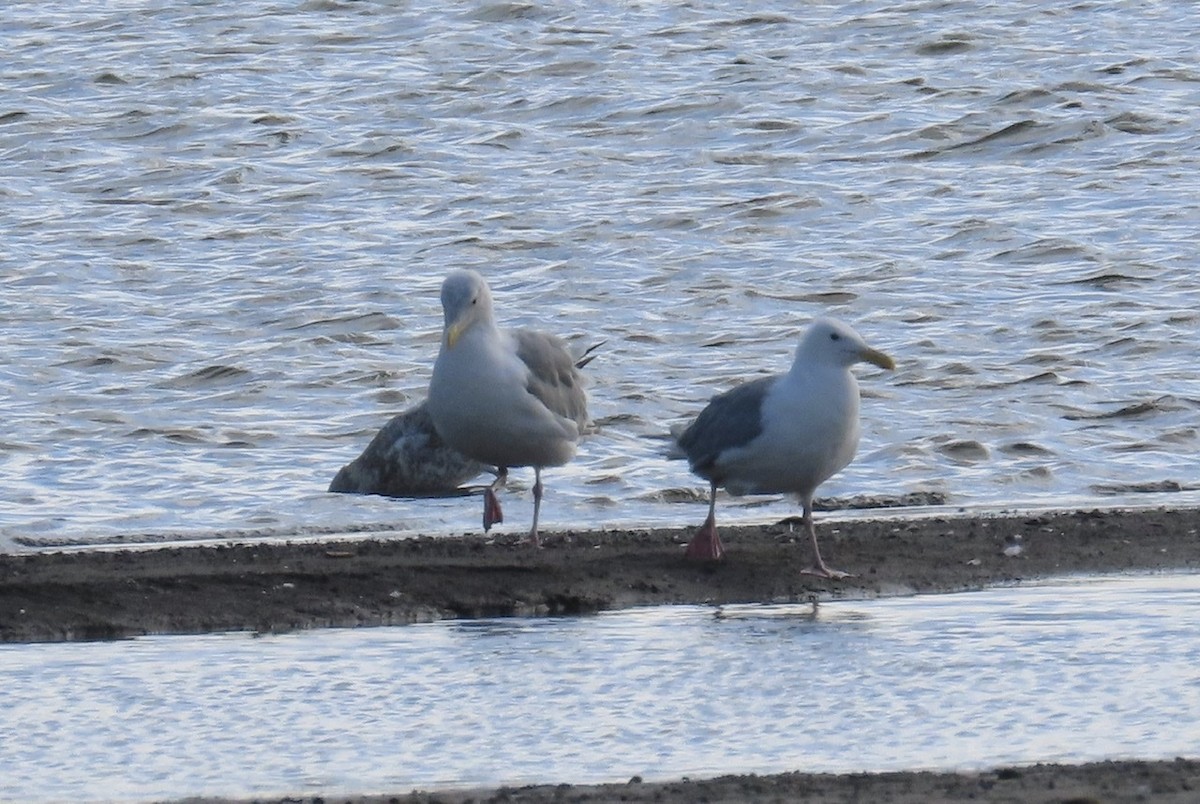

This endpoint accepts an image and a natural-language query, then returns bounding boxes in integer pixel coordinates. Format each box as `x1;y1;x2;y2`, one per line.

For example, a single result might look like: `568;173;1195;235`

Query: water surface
3;1;1199;550
4;572;1199;801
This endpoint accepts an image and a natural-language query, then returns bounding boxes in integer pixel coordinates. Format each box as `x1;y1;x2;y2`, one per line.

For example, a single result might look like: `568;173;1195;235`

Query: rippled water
3;1;1200;550
4;573;1199;802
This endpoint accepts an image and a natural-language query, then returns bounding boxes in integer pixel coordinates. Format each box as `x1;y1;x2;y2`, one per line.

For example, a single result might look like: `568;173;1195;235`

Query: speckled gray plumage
329;401;488;497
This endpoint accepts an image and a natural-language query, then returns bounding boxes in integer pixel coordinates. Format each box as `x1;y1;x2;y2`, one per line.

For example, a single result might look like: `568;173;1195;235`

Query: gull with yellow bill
674;317;895;578
427;269;589;546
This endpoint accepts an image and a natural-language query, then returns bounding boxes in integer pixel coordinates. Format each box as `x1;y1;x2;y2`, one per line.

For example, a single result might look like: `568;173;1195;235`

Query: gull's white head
440;269;495;348
796;317;895;371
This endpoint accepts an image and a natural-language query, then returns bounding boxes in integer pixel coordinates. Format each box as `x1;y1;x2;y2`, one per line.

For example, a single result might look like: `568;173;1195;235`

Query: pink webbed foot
797;504;853;579
684;516;725;561
482;487;504;532
799;564;855;580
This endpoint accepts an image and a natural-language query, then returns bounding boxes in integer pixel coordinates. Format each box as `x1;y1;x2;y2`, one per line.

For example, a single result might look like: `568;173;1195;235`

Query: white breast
719;366;860;497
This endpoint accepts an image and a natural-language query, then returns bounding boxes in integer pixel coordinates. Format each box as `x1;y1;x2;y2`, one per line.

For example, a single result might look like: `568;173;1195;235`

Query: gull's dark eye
471;297;478;305
830;332;841;341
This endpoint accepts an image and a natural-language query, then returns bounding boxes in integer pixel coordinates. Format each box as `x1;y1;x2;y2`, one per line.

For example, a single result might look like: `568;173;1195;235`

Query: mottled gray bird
675;317;894;578
427;269;589;545
328;401;488;498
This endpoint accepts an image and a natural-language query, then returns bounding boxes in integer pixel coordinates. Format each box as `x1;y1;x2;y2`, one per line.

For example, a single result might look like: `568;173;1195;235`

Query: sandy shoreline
5;506;1199;802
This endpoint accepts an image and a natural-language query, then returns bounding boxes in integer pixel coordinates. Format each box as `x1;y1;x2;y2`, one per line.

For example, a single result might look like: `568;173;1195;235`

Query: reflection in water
4;573;1200;802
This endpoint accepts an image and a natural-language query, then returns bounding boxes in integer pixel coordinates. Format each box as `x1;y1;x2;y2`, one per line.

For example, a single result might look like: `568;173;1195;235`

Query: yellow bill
861;346;895;371
446;318;469;348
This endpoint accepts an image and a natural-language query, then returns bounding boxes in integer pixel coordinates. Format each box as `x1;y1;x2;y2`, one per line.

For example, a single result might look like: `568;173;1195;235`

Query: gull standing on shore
427;269;589;546
675;317;894;578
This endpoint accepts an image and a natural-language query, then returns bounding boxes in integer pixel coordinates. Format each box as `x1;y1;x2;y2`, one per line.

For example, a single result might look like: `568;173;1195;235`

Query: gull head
441;269;494;348
798;317;895;371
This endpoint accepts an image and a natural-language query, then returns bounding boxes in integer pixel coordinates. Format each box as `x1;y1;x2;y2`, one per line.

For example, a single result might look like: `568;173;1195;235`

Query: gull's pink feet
800;564;854;580
482;487;504;532
796;507;853;579
684;514;725;561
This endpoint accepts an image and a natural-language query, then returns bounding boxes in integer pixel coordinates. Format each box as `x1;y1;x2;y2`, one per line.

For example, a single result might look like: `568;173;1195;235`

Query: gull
675;317;894;578
328;401;489;497
427;269;589;545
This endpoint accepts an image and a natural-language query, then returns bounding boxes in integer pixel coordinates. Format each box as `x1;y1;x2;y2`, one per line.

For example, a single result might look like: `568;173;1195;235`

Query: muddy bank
184;757;1200;804
3;506;1198;643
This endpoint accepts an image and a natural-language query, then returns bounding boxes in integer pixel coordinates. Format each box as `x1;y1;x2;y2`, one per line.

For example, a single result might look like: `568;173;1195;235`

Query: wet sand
5;506;1200;802
274;758;1200;803
4;506;1199;643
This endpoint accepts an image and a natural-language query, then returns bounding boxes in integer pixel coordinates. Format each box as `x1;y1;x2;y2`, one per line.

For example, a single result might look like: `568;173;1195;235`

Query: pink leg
482;468;507;532
685;482;725;561
797;498;853;580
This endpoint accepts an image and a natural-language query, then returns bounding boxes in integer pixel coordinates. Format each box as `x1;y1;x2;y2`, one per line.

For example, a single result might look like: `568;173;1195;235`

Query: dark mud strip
185;757;1200;804
3;507;1199;644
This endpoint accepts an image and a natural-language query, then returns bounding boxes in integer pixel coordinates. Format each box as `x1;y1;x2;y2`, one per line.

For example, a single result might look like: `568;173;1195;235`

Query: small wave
1106;111;1175;135
712;13;794;27
158;365;252;388
638;487;710;504
93;71;127;85
1001;371;1067;386
466;2;543;22
946;119;1041;151
1090;480;1196;496
55;355;125;370
1063;396;1189;421
1058;271;1156;288
286;311;401;334
1000;442;1056;457
914;37;974;56
992;237;1098;265
112;122;190;142
127;427;210;444
936;440;991;463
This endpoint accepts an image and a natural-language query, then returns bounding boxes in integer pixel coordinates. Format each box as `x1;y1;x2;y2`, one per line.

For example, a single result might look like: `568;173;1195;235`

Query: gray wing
514;328;589;426
677;376;775;481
